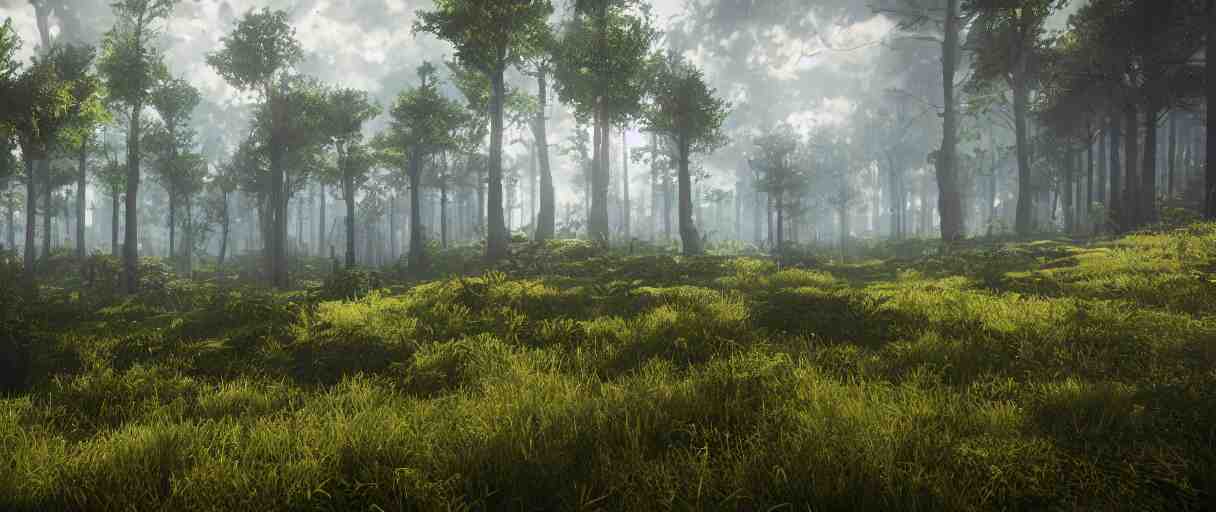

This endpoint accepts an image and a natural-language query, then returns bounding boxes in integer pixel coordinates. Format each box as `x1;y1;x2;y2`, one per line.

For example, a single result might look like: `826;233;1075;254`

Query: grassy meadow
1;225;1215;511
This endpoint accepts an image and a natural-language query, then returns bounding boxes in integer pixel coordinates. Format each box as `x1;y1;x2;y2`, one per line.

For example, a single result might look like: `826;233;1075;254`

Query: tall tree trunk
1012;74;1033;235
664;158;673;242
1123;104;1139;230
124;102;142;293
1064;150;1076;234
183;196;193;274
318;182;327;258
441;180;449;249
41;163;51;261
76;141;87;259
23;159;37;288
218;191;229;267
677;139;701;255
111;191;119;257
1110;115;1123;232
622;127;630;240
1168;110;1177;199
389;190;398;262
268;143;287;286
408;155;427;273
1206;11;1216;219
534;71;555;241
1098;127;1107;211
589;102;610;244
1141;101;1160;225
938;0;965;241
342;155;356;268
652;133;661;242
486;66;508;261
1087;127;1094;228
6;182;15;252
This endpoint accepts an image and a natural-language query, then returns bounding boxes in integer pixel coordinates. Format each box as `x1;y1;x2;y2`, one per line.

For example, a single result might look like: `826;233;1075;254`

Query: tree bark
1012;72;1033;235
1168;110;1177;200
124;102;142;293
622;127;630;241
23;159;37;288
76;140;87;259
1123;104;1139;230
937;0;965;241
342;149;356;268
319;182;327;258
408;154;427;273
1206;6;1216;219
1141;101;1160;225
1109;114;1123;232
41;162;51;261
218;191;229;267
486;66;508;261
534;71;555;241
677;138;701;255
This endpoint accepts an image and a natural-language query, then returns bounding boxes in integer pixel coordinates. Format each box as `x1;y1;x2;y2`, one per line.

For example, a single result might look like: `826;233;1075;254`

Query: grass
1;226;1215;510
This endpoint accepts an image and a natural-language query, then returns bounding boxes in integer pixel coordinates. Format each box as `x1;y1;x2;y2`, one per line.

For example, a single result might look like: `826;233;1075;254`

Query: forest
0;0;1215;510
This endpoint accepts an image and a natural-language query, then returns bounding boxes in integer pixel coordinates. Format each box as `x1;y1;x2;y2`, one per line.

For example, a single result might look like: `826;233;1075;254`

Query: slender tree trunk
1098;127;1107;211
1110;115;1124;232
318;182;327;258
534;71;555;241
1141;101;1160;225
1012;74;1033;235
487;66;509;260
1123;104;1139;229
441;180;449;249
1205;13;1216;219
183;196;193;274
677;139;701;255
218;191;229;267
652;133;661;242
664;158;673;242
408;155;427;273
23;159;37;288
76;141;87;259
622;127;630;240
1064;150;1076;234
389;190;398;262
589;102;610;245
6;183;15;252
41;163;51;261
1087;128;1094;228
343;157;356;269
124;103;142;293
938;0;965;241
1168;110;1178;200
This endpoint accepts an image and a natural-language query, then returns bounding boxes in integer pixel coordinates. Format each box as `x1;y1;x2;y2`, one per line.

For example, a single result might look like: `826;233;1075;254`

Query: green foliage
6;224;1216;510
415;0;554;75
204;8;301;94
643;51;729;155
316;268;382;302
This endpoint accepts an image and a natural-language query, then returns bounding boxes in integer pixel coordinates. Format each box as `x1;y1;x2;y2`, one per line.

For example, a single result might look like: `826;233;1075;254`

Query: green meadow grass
2;226;1215;511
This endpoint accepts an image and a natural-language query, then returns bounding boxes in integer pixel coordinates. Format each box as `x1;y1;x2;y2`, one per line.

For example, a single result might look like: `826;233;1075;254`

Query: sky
0;0;1082;209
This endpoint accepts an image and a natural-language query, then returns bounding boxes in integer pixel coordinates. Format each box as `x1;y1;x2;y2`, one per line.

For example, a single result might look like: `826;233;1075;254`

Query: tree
552;0;655;245
3;41;79;288
98;0;176;293
417;0;554;262
644;53;729;255
147;76;199;269
520;24;557;241
320;87;380;268
207;7;302;287
385;62;466;273
45;42;104;261
751;128;801;253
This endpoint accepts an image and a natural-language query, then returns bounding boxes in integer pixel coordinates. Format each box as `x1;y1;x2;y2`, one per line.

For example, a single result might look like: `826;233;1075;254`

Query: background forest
1;0;1215;510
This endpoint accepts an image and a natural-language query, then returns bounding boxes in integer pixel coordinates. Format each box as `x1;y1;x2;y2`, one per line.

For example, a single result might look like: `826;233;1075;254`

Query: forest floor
2;224;1215;511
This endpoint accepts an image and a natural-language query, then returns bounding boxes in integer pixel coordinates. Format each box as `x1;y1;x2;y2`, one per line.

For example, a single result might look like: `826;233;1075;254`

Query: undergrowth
2;225;1216;511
